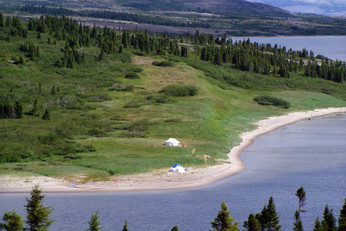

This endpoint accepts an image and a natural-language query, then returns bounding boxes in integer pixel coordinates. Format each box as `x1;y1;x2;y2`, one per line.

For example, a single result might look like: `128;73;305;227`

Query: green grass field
1;22;345;183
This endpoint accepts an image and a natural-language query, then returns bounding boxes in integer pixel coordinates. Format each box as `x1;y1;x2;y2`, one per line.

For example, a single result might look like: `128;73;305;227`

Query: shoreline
1;107;346;193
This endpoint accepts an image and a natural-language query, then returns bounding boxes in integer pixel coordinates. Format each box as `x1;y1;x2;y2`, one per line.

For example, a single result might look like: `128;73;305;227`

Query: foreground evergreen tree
338;198;346;231
293;187;306;231
88;211;101;231
313;218;323;231
293;211;303;231
258;197;281;231
0;210;24;231
25;185;54;231
211;200;239;231
321;205;336;231
171;225;179;231
243;213;260;231
296;187;306;215
122;220;129;231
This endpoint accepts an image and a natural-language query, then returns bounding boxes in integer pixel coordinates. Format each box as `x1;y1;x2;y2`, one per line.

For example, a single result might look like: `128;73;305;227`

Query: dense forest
0;13;345;180
0;186;345;230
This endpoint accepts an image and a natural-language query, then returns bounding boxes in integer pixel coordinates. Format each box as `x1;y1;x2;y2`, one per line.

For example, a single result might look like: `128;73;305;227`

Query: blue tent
172;163;181;168
170;163;185;173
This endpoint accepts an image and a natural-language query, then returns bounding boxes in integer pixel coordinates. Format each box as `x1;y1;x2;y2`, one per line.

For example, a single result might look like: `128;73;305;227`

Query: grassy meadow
0;19;345;183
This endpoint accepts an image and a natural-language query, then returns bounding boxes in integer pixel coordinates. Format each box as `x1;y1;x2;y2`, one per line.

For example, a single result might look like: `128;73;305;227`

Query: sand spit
1;107;345;193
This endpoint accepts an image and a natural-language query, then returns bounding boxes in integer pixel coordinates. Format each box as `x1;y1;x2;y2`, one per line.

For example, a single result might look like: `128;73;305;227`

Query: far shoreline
1;107;346;194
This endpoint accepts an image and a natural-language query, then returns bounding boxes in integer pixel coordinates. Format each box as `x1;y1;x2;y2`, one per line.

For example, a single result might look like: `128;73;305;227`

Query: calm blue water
1;114;345;231
233;36;346;62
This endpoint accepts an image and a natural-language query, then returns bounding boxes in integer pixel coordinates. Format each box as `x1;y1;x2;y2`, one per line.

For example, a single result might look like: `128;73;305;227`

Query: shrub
146;95;170;104
164;118;182;123
152;60;174;67
125;72;140;79
131;67;143;73
254;96;291;109
123;101;141;108
159;85;198;97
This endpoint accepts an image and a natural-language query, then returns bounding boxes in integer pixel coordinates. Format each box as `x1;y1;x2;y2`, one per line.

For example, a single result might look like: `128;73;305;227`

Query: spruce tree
266;197;281;231
41;109;50;120
25;185;54;231
211;200;239;231
243;213;261;231
88;211;101;231
0;13;4;27
338;198;346;231
321;205;336;231
122;220;129;231
313;218;323;231
171;225;179;231
14;101;23;118
293;211;303;231
0;210;24;231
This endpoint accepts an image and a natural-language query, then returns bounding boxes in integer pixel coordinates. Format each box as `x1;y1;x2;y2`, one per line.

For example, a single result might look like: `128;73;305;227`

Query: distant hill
1;0;346;36
119;0;292;17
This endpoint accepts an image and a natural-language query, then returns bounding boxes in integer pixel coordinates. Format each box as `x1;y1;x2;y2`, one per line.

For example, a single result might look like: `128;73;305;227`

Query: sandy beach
1;107;345;193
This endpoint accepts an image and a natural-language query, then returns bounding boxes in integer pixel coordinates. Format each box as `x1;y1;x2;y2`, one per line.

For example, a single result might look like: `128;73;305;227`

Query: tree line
19;5;211;28
1;186;345;231
1;13;344;83
198;38;345;83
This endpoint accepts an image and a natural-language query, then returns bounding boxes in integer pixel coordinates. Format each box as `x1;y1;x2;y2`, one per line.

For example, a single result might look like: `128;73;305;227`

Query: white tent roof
164;138;180;146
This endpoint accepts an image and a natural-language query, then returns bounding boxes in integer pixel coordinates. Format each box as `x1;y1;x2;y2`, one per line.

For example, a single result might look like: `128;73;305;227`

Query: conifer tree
122;220;129;231
243;213;261;231
338;198;346;231
14;101;23;118
313;218;323;231
0;210;24;231
211;200;239;231
321;205;336;231
42;109;50;120
296;187;306;209
0;13;4;27
293;211;303;231
266;197;281;231
88;211;101;231
25;185;54;231
171;225;179;231
30;99;39;116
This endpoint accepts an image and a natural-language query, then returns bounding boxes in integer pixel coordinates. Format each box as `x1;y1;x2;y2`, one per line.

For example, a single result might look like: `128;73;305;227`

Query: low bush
123;101;141;108
254;96;291;109
146;95;170;104
159;85;198;97
125;72;140;79
152;60;174;67
164;118;182;123
131;67;144;73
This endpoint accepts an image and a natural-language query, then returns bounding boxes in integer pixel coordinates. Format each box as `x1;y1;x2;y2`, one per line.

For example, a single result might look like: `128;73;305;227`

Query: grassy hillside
0;16;345;182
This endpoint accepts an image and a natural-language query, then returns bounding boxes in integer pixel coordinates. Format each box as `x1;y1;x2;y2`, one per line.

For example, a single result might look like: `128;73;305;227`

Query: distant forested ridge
19;5;211;28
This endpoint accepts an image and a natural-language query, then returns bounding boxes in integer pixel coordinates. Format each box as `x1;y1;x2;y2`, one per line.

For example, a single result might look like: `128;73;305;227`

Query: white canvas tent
164;138;180;147
169;163;186;173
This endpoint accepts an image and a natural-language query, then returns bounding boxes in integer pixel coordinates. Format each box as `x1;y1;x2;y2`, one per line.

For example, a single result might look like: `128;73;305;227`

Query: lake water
232;36;346;62
1;113;345;231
